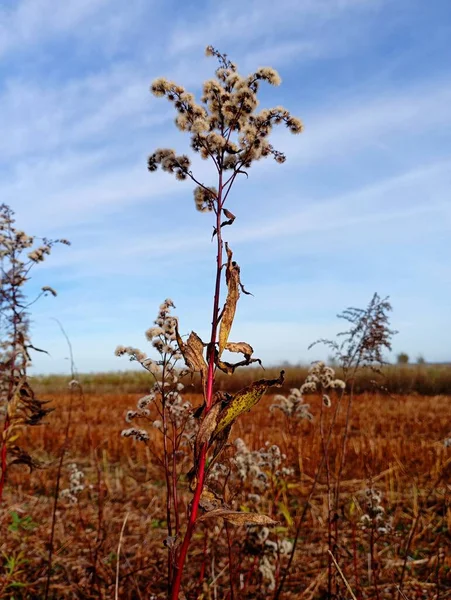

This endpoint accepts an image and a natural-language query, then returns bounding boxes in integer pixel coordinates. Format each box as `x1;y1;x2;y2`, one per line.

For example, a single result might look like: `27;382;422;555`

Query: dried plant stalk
0;203;69;503
119;45;303;598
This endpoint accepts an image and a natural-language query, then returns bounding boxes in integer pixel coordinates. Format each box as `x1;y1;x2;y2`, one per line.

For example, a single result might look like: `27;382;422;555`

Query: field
1;367;450;599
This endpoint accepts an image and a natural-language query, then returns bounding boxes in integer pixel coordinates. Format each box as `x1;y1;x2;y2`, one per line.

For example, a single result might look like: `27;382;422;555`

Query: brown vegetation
34;363;451;397
1;385;450;598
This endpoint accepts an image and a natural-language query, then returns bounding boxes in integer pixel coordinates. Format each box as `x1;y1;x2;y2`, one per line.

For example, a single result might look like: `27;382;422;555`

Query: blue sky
2;0;450;373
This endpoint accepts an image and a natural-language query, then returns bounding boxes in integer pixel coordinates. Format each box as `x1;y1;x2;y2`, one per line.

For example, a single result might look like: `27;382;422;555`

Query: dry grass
1;381;450;599
33;363;451;397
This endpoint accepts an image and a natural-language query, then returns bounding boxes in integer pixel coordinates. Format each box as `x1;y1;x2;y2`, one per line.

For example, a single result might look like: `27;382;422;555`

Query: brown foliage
0;387;450;598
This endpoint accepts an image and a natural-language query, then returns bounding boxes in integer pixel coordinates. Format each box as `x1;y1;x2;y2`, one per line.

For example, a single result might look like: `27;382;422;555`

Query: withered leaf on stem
26;343;50;356
225;341;253;358
198;509;278;526
191;393;232;487
218;243;240;357
189;425;232;492
7;379;53;426
212;208;236;239
216;357;263;375
194;401;221;464
216;341;262;375
199;487;225;512
175;324;208;397
212;371;285;438
206;423;232;477
8;446;42;472
184;332;207;376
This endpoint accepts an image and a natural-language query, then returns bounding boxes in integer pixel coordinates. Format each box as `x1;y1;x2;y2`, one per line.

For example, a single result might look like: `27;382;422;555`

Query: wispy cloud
169;0;384;55
0;0;149;59
1;0;449;372
0;0;107;55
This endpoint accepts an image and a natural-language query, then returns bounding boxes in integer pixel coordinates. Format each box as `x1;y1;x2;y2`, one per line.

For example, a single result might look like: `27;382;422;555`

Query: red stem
170;178;224;599
172;421;180;537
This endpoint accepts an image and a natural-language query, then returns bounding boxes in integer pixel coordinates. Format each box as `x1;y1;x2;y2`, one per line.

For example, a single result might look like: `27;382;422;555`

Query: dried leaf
207;423;232;474
212;208;236;239
26;343;50;355
225;341;253;358
213;371;285;438
218;244;240;357
185;332;208;376
192;401;206;420
239;281;253;296
190;394;232;487
175;321;185;355
198;509;278;526
19;381;53;425
199;487;225;512
175;325;208;397
7;379;53;425
216;357;262;375
8;446;42;472
189;421;232;492
218;341;258;375
194;402;221;462
223;208;235;221
216;359;236;375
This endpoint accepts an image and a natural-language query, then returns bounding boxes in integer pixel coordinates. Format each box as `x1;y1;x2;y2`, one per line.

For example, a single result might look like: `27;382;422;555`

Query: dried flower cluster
234;438;293;488
60;463;85;504
148;45;302;212
300;361;346;399
359;487;392;536
270;387;313;419
0;204;69;499
310;293;398;377
118;300;195;444
115;299;182;372
209;438;293;502
246;527;293;591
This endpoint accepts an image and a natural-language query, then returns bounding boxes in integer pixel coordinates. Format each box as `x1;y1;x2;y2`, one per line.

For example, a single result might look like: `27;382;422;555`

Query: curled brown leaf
198;509;278;526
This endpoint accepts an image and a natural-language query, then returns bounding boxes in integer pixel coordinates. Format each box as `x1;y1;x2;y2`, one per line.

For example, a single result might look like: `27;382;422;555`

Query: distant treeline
34;363;451;396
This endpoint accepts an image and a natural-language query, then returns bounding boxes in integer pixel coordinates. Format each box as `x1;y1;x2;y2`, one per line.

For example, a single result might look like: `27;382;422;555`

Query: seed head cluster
118;300;196;445
246;527;293;591
115;298;182;375
210;438;293;501
310;294;398;374
300;361;345;396
359;487;392;536
60;463;85;504
270;387;313;420
148;46;303;211
0;204;68;476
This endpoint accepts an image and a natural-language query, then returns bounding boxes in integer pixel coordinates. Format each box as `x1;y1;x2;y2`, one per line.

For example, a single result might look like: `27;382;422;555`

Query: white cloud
270;79;451;167
0;0;150;59
169;0;383;54
0;64;170;162
233;160;451;243
0;0;109;55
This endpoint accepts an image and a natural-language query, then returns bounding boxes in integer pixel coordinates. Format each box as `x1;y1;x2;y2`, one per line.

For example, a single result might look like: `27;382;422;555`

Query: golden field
1;367;450;599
